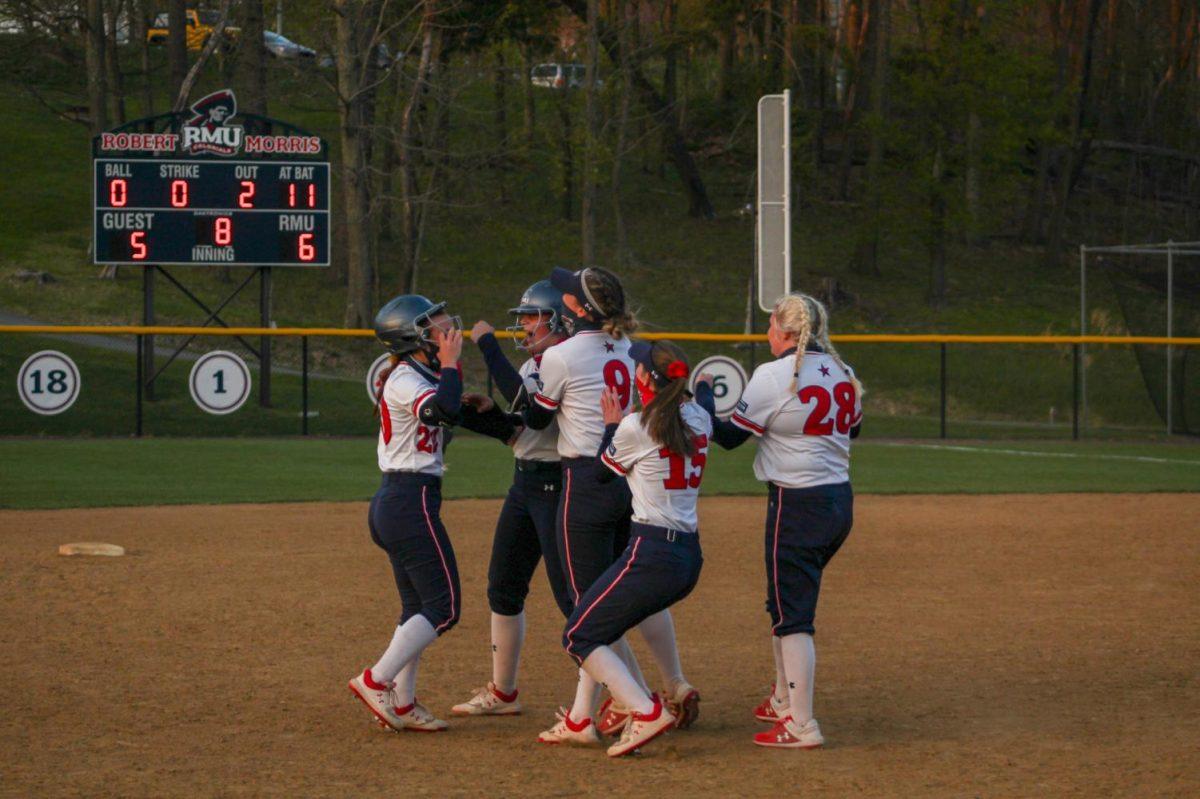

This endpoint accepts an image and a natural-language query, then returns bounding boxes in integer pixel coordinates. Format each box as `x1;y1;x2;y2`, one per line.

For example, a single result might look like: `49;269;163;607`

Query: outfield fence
2;325;1198;440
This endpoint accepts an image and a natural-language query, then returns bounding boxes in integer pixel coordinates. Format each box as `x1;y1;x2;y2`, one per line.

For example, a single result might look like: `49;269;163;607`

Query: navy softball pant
556;456;633;613
487;461;573;618
563;522;704;664
765;481;853;637
368;472;461;635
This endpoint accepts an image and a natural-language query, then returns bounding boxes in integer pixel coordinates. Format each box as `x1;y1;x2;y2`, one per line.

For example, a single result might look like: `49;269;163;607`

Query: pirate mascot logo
181;89;244;156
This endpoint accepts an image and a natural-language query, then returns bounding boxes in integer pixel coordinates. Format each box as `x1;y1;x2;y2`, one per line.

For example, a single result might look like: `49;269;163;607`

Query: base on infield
57;542;125;557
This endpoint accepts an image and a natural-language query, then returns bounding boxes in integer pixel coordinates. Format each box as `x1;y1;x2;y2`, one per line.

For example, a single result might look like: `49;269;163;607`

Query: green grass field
0;437;1195;510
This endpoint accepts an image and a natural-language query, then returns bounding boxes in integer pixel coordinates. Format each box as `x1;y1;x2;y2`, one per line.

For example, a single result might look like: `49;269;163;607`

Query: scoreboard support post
260;267;271;408
143;265;156;400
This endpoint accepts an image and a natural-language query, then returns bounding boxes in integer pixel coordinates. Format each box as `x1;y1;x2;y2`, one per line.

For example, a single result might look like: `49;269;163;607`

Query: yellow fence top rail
1;325;1198;346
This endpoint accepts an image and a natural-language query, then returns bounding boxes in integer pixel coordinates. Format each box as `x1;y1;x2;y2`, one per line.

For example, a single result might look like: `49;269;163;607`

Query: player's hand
462;392;495;412
471;320;494;341
436;327;462;366
600;387;625;425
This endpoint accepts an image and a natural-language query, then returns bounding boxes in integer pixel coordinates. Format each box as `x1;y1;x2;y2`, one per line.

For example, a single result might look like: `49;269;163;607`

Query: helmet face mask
507;280;565;351
507;310;558;352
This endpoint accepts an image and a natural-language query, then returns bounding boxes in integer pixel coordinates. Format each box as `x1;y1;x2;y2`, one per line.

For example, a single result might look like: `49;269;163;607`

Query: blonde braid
773;294;812;393
808;296;865;398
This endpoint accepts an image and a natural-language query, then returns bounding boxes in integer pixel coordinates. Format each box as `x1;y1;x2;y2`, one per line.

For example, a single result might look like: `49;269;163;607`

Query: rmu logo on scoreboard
182;89;243;156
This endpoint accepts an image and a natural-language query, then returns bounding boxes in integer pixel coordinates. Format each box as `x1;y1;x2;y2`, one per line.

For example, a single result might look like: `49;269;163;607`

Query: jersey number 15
658;435;709;490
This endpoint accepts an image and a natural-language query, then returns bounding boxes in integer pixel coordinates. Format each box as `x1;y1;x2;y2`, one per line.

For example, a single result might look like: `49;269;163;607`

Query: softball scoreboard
93;89;330;267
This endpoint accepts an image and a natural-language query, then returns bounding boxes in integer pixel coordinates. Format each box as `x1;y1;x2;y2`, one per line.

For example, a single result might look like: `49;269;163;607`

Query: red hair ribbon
666;360;690;380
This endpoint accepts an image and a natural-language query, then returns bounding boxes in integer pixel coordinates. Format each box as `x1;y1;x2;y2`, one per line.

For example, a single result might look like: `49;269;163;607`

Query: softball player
523;267;696;745
450;281;574;716
696;293;862;749
565;340;710;757
349;294;515;734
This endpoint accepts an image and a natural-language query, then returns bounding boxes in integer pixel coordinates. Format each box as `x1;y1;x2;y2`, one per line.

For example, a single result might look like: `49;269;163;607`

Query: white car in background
264;30;315;60
530;63;601;89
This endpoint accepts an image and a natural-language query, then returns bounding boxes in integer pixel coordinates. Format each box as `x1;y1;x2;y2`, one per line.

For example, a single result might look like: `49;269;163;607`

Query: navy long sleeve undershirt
475;332;524;403
693;381;752;450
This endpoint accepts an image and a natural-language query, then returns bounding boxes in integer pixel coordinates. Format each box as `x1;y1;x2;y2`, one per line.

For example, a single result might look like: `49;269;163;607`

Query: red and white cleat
348;668;406;732
393;699;449;732
596;697;631;737
753;688;790;723
752;716;824;749
451;682;522;716
606;696;676;758
537;708;601;745
662;681;701;729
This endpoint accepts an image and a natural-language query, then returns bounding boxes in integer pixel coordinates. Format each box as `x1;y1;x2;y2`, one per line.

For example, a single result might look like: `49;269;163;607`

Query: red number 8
603;360;631;408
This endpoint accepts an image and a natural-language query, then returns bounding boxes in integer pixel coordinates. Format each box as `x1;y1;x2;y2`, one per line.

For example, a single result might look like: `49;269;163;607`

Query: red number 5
603;360;631;408
800;382;857;435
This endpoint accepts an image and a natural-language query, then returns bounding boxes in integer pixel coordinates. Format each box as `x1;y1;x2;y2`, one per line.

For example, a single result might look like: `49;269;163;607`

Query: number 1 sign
188;351;251;414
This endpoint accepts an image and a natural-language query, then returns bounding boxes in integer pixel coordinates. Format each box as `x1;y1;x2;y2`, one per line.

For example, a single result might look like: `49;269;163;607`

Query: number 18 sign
17;350;81;415
188;350;251;414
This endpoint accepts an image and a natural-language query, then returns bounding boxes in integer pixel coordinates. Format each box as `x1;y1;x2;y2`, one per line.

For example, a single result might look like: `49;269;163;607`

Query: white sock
582;646;654;715
611;636;650;696
568;667;603;722
779;632;816;723
393;654;420;708
636;609;685;691
370;615;437;684
772;636;789;702
491;612;525;694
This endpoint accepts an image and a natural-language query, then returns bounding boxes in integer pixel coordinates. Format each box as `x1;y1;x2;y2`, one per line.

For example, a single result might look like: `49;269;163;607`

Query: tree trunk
558;91;574;222
335;0;376;327
168;0;188;100
1045;0;1103;264
611;0;634;266
494;48;508;202
399;3;437;293
104;0;125;124
852;0;888;276
716;28;734;105
660;0;676;178
964;109;981;242
236;0;268;115
928;146;947;308
522;44;535;147
135;0;153;115
86;0;108;136
581;0;600;265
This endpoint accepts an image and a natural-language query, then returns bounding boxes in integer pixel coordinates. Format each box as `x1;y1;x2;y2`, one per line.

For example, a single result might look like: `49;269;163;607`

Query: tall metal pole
939;343;947;439
1166;241;1174;435
135;334;144;437
143;265;156;400
1078;245;1086;437
301;335;308;436
260;267;272;408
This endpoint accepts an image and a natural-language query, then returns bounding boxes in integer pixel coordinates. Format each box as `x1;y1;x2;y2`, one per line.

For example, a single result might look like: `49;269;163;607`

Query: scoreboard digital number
93;159;331;266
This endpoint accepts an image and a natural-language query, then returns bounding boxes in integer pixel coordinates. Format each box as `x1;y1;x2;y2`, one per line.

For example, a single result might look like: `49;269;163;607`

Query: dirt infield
1;494;1197;798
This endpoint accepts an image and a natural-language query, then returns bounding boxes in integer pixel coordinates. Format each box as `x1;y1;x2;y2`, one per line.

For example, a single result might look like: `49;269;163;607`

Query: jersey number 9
603;360;632;408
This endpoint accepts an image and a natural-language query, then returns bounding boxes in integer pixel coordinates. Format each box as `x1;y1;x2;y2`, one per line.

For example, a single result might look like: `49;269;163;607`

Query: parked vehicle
147;10;240;51
263;30;315;60
530;63;601;90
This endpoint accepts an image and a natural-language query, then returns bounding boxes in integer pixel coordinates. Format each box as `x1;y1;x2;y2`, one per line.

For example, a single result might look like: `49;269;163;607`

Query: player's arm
521;346;566;430
694;380;752;450
416;330;464;427
458;395;519;443
596;388;640;483
472;322;524;403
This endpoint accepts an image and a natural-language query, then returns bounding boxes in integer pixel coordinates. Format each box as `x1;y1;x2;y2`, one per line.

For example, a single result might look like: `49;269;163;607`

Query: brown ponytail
640;340;694;457
583;267;639;339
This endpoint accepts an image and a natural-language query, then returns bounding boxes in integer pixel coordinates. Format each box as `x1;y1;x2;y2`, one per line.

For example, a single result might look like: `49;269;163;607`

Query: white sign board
690;355;748;419
757;89;791;312
189;351;251;414
366;353;392;403
17;350;81;415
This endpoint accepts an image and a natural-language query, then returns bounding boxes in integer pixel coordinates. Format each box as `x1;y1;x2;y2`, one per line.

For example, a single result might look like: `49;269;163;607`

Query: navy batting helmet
374;294;447;355
507;280;565;350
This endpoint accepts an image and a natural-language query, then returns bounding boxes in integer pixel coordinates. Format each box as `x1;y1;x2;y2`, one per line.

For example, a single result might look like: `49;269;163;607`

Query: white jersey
730;349;862;489
512;355;560;462
533;330;635;459
601;402;713;532
377;360;446;475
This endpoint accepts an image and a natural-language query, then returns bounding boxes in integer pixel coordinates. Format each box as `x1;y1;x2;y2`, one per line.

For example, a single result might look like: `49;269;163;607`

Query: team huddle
347;266;862;758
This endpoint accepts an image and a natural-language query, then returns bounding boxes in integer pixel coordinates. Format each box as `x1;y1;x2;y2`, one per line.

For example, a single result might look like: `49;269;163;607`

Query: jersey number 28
799;382;857;435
